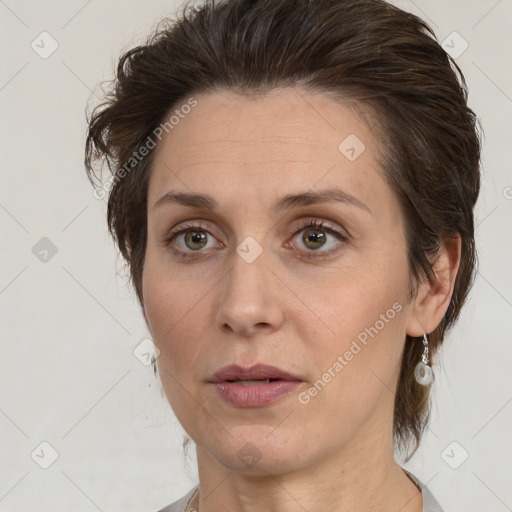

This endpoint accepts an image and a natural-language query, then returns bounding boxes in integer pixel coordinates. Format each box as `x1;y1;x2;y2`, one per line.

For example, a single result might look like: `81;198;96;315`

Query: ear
405;235;462;337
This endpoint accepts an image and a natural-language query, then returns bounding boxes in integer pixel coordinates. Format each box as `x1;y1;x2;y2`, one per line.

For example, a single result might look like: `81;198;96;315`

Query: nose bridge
231;244;268;294
216;243;284;336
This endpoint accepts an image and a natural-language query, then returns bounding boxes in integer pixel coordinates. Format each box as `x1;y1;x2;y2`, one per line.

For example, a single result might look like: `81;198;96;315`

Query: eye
164;222;223;255
289;220;347;258
164;220;348;259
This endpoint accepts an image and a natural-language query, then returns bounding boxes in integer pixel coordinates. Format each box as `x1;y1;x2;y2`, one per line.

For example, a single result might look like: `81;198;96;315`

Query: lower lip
212;380;302;407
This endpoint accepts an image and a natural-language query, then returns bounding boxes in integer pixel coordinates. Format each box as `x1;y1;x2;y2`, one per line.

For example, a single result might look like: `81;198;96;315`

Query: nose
215;249;285;338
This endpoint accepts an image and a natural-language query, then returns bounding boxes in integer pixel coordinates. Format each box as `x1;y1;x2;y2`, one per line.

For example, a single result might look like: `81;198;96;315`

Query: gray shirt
156;471;444;512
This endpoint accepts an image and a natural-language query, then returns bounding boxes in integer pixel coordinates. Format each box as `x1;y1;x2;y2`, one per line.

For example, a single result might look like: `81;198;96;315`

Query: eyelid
287;217;349;240
163;219;217;243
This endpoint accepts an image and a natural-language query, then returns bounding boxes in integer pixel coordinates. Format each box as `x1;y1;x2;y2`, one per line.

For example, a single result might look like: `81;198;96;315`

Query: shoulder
403;469;445;512
154;486;198;512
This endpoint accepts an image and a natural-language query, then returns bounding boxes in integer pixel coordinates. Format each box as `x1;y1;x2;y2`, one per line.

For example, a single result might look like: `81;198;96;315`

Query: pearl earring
414;333;434;385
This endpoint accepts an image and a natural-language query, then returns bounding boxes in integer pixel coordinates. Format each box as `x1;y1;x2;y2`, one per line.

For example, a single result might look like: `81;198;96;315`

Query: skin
142;88;461;512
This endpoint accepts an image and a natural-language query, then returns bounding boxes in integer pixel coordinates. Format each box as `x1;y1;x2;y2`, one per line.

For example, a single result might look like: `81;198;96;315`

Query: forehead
148;88;388;211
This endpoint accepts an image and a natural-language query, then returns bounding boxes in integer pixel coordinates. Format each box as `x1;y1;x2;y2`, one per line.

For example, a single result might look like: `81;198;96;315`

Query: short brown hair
85;0;481;458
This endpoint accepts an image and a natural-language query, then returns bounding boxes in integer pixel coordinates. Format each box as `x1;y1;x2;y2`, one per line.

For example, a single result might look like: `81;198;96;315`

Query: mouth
209;364;303;407
224;378;280;386
209;363;302;384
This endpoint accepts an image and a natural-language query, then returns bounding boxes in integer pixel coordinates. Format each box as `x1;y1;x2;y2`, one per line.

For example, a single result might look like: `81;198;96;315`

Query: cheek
142;260;208;374
302;259;407;340
291;282;408;446
143;267;210;423
296;253;410;391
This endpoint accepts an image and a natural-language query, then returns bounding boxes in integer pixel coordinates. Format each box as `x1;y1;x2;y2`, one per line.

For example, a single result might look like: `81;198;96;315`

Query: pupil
185;231;207;250
303;229;325;249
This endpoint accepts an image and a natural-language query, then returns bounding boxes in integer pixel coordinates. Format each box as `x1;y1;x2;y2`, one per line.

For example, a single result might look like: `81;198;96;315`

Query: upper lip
210;364;302;383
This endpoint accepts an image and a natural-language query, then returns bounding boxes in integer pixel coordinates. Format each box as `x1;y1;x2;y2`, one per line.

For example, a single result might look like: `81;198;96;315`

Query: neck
193;425;422;512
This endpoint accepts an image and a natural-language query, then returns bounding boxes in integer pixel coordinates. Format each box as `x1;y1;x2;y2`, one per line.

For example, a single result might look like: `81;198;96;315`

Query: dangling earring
414;333;434;385
151;353;157;378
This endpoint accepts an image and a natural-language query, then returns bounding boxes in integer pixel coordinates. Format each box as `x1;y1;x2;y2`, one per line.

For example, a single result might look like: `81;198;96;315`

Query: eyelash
163;219;348;260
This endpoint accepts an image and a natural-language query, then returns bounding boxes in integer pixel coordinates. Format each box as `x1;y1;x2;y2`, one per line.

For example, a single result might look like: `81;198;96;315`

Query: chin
199;425;314;475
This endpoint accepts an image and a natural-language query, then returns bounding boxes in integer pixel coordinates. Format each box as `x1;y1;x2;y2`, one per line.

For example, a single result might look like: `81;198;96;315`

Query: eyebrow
152;188;371;214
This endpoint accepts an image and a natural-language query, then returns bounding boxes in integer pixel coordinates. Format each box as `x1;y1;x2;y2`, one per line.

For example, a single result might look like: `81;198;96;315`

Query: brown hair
85;0;481;458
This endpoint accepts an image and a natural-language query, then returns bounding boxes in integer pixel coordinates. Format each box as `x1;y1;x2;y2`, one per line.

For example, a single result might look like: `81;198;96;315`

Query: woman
85;0;481;510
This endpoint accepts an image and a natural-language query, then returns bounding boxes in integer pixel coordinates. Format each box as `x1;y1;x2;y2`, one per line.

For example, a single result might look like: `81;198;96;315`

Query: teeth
232;379;271;386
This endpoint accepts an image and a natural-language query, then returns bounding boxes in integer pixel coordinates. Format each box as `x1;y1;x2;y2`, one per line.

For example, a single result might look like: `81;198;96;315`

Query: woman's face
143;88;419;474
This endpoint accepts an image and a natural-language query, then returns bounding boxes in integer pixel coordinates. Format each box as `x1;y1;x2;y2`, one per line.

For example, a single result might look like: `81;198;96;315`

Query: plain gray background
1;1;511;511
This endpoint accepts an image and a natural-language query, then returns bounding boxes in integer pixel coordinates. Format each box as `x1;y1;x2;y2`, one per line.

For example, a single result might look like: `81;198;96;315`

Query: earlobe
406;235;462;337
